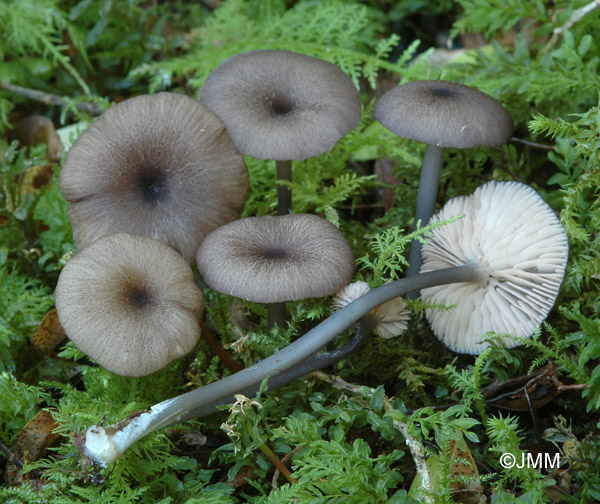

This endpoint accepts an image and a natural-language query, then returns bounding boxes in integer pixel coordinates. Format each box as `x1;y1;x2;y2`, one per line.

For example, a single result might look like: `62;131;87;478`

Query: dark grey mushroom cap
60;92;249;264
198;50;361;160
420;181;568;354
196;214;355;303
374;80;514;148
55;233;204;376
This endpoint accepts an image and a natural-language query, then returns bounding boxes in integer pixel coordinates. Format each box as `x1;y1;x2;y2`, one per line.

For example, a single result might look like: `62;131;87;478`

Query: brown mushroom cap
374;80;514;148
198;50;361;160
60;92;248;264
420;181;568;354
55;233;204;376
196;214;355;303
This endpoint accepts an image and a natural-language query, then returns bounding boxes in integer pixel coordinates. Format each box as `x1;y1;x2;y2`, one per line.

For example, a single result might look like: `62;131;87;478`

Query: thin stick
199;320;243;373
542;0;600;53
510;137;555;151
0;82;103;115
310;371;434;504
245;418;297;485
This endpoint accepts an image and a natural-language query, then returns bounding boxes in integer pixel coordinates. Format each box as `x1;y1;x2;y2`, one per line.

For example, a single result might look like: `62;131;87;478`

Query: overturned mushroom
333;281;410;339
420;180;568;354
60;92;248;263
374;80;514;277
199;50;361;214
55;233;204;376
196;213;355;327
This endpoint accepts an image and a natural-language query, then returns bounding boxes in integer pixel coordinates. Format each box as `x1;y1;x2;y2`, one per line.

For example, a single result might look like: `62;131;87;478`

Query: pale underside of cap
420;181;568;354
333;282;410;339
60;92;248;264
199;50;361;160
196;214;355;303
374;80;514;149
55;233;204;376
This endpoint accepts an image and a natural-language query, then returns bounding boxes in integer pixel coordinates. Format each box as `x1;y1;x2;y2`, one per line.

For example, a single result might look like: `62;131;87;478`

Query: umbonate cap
420;180;568;354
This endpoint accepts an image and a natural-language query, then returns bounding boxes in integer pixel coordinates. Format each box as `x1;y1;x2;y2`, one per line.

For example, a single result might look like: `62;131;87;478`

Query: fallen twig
542;0;600;53
0;82;103;115
309;371;434;504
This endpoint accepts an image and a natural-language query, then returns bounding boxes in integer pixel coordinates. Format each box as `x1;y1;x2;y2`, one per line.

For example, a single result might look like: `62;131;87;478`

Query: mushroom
75;182;568;463
195;213;355;327
420;180;568;354
374;80;514;277
198;50;361;214
55;233;204;376
333;281;410;339
60;92;248;264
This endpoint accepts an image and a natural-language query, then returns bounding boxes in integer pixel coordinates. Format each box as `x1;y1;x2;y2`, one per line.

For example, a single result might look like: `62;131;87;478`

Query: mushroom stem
80;264;485;466
267;302;286;329
406;144;443;284
276;159;292;215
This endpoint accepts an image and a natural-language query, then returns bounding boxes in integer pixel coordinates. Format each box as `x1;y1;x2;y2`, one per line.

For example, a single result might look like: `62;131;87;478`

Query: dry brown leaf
5;409;60;486
448;440;486;504
12;115;63;162
32;309;67;357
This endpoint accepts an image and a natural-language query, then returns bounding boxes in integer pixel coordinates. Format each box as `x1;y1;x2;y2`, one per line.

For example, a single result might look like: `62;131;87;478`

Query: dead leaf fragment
5;409;60;486
11;115;63;162
32;309;67;357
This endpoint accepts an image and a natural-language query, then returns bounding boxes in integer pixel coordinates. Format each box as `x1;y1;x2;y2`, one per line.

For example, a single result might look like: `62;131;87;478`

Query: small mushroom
55;233;204;376
374;80;514;277
420;180;568;354
333;281;410;339
199;50;361;214
60;92;248;264
196;213;355;327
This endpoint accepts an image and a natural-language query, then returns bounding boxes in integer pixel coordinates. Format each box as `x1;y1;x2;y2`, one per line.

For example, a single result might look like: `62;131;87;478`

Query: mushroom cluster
52;50;570;469
61;92;249;264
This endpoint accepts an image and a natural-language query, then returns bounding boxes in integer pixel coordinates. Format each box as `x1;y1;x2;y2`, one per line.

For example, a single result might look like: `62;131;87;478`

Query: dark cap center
261;248;288;260
429;87;457;98
264;94;296;116
127;286;154;309
138;168;168;204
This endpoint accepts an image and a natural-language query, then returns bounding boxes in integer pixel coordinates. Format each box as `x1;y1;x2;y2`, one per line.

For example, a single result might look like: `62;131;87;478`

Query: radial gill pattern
420;181;568;354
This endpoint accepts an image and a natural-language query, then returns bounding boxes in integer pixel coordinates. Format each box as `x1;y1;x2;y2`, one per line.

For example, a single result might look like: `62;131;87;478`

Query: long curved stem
406;144;444;282
81;264;484;465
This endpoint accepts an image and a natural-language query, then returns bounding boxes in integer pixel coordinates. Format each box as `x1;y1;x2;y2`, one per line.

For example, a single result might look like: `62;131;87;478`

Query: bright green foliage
0;372;50;441
486;413;555;500
133;0;423;92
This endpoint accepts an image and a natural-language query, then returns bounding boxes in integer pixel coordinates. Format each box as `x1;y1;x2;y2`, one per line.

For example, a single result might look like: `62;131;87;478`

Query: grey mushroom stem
406;144;444;283
267;302;286;329
276;159;292;215
79;263;486;466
